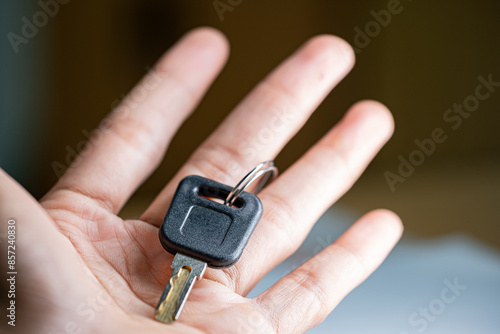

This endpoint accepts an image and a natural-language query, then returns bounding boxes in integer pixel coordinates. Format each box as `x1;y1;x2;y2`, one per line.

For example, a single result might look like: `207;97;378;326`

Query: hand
1;27;402;334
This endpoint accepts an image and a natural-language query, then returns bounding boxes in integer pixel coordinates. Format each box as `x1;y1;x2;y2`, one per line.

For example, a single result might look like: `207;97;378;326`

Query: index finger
42;28;229;214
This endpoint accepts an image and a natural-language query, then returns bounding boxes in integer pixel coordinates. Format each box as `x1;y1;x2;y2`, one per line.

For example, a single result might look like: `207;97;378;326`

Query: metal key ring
224;161;278;206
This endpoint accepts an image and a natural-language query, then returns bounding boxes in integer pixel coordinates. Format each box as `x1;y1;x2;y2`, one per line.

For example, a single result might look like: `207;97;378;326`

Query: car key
154;175;263;323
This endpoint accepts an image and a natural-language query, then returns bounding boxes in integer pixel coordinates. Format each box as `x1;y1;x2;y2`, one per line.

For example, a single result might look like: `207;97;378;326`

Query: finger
0;169;103;328
42;28;229;214
142;35;355;225
214;101;395;294
0;169;74;263
257;209;403;334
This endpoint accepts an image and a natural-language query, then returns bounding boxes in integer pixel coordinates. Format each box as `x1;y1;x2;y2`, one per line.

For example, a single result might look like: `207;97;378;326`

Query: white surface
249;207;500;333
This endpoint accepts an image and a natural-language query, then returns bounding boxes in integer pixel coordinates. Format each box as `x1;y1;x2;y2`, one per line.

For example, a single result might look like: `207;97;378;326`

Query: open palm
1;28;402;334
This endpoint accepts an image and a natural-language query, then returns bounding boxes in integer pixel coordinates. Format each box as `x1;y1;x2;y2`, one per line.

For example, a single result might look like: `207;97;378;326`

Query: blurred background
1;0;498;247
1;1;500;333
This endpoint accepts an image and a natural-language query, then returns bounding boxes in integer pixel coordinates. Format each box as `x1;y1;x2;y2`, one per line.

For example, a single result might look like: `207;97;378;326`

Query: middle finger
141;35;355;226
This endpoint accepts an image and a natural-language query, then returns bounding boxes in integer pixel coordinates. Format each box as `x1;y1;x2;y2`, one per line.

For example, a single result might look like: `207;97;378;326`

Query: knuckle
332;243;369;279
45;185;116;215
281;268;329;327
106;114;152;152
190;141;251;184
260;192;300;251
318;138;355;183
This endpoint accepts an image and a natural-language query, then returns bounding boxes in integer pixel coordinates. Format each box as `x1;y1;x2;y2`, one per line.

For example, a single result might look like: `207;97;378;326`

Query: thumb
0;169;98;332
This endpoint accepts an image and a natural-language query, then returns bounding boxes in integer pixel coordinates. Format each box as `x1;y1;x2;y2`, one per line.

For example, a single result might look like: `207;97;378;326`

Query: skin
0;28;403;334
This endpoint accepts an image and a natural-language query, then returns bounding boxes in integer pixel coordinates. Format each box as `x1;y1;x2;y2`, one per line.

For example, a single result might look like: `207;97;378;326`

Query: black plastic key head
159;175;263;268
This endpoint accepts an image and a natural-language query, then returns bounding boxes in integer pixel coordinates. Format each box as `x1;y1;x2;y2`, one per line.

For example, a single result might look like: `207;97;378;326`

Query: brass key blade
155;253;207;324
155;267;191;323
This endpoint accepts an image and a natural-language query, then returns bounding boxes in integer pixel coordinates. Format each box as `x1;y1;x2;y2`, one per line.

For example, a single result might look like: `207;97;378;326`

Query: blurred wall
1;2;50;192
1;0;499;246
